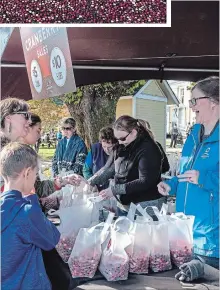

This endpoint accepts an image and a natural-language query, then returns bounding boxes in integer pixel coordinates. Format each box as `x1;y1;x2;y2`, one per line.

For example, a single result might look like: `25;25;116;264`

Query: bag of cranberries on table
68;212;115;278
47;184;101;263
125;203;195;274
167;213;194;267
125;203;152;274
98;217;132;281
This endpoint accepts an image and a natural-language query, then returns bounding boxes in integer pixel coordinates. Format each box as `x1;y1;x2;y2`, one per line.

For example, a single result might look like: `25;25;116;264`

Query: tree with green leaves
187;82;196;91
28;98;70;132
64;80;146;146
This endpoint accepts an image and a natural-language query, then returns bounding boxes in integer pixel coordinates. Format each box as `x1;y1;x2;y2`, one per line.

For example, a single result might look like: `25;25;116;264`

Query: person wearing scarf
52;117;87;177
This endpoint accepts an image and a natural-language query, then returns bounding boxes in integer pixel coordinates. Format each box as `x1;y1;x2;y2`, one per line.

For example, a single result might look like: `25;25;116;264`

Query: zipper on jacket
183;129;203;213
209;192;214;225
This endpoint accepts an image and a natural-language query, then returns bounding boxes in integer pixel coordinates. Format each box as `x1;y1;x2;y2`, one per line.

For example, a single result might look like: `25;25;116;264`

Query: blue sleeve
83;151;93;179
19;194;60;250
165;176;179;196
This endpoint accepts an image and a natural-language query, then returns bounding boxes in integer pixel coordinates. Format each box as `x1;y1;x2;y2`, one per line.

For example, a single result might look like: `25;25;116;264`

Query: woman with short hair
83;126;118;180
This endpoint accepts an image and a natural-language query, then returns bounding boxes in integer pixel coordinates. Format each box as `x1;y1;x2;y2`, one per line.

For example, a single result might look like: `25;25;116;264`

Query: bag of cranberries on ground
47;184;101;263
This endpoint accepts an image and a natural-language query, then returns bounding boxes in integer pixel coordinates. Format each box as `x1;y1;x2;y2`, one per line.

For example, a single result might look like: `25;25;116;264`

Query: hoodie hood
1;190;29;232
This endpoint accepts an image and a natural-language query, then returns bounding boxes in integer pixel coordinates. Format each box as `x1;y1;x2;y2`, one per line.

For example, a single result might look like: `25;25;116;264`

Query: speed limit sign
50;47;67;87
30;59;43;93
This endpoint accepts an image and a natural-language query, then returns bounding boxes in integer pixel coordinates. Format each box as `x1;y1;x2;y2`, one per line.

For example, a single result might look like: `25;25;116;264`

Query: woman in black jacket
90;115;167;214
138;119;170;174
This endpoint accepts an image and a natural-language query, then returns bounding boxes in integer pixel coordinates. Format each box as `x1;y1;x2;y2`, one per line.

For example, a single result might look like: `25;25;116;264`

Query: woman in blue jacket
158;76;219;280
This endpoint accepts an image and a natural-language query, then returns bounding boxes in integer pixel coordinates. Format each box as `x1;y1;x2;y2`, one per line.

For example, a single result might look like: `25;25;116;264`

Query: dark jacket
91;133;163;205
83;142;109;179
156;141;170;174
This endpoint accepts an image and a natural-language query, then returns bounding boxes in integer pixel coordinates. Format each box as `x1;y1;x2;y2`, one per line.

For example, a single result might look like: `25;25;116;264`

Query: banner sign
20;27;76;99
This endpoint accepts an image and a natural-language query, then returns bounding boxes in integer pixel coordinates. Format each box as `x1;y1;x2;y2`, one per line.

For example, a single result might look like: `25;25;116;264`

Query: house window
179;88;184;103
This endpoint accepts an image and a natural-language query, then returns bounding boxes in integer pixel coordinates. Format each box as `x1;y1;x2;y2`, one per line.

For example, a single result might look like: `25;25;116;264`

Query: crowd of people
1;0;166;24
0;76;219;289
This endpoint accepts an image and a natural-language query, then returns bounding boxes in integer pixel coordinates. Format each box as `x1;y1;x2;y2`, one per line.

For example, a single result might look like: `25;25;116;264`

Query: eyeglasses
11;111;31;120
62;127;73;131
116;132;131;142
189;97;209;106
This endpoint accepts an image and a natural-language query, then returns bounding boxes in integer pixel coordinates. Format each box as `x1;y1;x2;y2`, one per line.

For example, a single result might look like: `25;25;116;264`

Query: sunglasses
62;127;73;131
189;96;209;106
116;132;131;142
11;111;31;120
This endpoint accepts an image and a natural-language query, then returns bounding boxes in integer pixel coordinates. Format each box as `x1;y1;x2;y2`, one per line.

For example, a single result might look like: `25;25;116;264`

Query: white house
116;80;179;149
167;81;196;135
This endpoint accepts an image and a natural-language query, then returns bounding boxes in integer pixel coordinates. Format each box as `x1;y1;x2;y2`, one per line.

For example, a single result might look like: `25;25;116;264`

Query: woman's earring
9;123;12;133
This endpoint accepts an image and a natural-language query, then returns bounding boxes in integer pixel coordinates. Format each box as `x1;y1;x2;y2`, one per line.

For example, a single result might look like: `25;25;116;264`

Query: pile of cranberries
0;0;166;23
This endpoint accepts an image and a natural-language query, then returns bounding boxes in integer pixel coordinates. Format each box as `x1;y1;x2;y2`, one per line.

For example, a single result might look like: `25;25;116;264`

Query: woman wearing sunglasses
158;76;219;281
0;98;31;189
90;115;166;215
52;117;87;177
0;97;31;145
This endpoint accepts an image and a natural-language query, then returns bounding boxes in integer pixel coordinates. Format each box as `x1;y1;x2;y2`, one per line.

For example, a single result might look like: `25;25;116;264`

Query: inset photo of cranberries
0;0;167;24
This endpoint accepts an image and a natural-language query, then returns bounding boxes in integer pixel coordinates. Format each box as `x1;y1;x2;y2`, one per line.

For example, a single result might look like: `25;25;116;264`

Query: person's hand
177;170;199;184
157;182;171;196
99;187;114;200
175;260;204;282
55;174;88;188
63;174;89;186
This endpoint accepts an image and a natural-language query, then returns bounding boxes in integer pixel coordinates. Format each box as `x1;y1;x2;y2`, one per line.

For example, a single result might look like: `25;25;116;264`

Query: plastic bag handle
160;203;168;215
113;216;133;233
127;203;153;222
87;212;114;241
143;205;167;221
101;212;115;240
109;226;131;252
136;204;153;221
127;202;137;221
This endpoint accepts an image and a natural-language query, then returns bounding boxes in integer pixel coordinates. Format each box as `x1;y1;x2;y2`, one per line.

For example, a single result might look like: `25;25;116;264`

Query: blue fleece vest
91;142;109;175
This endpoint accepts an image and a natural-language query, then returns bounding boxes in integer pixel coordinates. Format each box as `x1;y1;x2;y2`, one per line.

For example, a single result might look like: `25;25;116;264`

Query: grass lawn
38;147;55;161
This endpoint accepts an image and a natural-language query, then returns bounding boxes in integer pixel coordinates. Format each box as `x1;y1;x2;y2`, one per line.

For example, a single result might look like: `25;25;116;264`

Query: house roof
134;80;179;106
1;1;219;101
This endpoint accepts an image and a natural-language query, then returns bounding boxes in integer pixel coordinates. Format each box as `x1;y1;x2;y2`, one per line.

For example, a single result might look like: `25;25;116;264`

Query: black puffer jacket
91;132;165;205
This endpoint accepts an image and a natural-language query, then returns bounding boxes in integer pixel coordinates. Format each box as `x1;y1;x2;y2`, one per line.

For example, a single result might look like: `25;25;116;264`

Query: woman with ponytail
90;115;166;215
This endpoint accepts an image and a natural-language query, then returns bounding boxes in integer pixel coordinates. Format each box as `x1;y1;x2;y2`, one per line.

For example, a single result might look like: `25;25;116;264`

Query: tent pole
1;63;218;73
